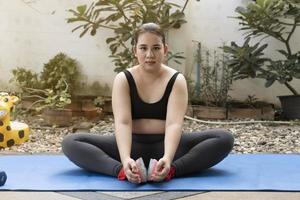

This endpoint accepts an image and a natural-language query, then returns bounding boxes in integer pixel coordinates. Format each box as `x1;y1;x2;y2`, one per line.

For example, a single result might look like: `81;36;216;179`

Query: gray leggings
62;129;234;177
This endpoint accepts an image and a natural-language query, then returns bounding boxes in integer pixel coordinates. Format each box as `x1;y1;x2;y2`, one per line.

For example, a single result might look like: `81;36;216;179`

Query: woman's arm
152;73;188;181
164;73;188;162
112;72;132;163
112;72;141;183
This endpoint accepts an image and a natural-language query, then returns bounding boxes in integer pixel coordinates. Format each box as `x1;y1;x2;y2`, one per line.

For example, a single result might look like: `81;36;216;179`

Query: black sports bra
123;70;180;120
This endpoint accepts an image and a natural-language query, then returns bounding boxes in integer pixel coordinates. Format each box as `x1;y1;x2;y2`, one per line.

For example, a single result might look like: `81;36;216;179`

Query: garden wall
0;0;299;105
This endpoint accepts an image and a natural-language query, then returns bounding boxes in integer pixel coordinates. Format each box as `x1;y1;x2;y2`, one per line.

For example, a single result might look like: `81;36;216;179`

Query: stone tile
132;192;203;200
0;192;80;200
59;192;122;200
101;191;162;199
176;192;300;200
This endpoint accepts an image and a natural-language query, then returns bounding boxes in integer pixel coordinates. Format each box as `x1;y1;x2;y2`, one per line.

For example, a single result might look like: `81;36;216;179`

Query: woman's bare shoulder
163;65;181;74
113;71;130;88
113;71;125;82
164;65;185;81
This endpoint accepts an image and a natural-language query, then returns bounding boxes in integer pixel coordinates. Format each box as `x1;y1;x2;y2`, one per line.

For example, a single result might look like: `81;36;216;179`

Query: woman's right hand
123;158;141;184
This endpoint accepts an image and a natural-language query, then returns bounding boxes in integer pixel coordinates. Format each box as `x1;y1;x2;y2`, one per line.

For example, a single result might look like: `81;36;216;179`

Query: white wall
0;0;114;90
0;0;299;105
170;0;300;106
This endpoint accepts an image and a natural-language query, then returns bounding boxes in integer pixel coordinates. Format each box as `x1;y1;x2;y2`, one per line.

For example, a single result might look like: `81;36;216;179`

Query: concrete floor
1;191;300;200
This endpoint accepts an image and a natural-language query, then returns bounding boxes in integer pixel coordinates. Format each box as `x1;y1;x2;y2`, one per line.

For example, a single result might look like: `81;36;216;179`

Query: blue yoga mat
0;154;299;191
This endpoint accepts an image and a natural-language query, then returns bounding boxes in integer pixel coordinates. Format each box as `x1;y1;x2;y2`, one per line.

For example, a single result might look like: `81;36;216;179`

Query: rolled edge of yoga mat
0;171;7;186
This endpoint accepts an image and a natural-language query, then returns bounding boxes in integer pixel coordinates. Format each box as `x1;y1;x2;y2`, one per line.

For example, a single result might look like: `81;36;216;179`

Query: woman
62;23;234;184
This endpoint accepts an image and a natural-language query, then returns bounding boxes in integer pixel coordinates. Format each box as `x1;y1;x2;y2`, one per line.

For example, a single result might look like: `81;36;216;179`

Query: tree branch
284;82;299;95
181;0;189;13
284;19;297;55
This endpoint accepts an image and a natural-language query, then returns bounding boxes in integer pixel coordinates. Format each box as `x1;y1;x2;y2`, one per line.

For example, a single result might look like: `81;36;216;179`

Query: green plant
227;95;272;109
223;0;300;95
10;53;81;112
40;53;81;94
11;53;81;95
67;0;190;72
21;81;71;111
187;43;233;107
167;52;186;65
93;96;105;107
11;68;40;89
245;94;259;106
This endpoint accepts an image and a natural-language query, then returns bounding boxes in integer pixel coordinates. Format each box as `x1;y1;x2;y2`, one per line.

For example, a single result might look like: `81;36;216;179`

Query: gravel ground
1;114;300;154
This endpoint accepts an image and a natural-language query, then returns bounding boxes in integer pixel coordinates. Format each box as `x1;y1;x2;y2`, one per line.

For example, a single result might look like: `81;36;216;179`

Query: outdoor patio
1;0;300;199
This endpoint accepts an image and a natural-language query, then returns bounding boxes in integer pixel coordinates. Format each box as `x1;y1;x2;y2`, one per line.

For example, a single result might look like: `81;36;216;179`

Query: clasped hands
123;157;171;184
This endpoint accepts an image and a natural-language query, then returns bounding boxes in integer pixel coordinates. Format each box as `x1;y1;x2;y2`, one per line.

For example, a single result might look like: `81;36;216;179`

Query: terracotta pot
103;99;112;114
19;97;40;110
192;105;226;120
190;104;274;120
42;108;72;127
227;107;262;120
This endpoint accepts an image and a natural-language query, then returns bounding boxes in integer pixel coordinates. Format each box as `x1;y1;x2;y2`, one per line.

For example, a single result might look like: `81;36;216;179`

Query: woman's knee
215;129;234;153
61;133;81;155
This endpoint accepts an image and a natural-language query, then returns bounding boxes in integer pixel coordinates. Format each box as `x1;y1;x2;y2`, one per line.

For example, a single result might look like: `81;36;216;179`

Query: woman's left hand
150;157;171;182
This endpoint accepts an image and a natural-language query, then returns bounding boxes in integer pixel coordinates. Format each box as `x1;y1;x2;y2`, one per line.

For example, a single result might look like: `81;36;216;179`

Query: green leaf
115;27;130;34
106;37;116;44
71;24;85;33
77;5;87;14
265;77;276;87
252;43;268;56
121;33;131;41
67;18;83;23
277;50;289;57
79;26;91;37
95;1;110;6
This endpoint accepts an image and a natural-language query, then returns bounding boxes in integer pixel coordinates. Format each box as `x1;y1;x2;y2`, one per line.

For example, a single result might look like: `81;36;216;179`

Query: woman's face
134;32;168;70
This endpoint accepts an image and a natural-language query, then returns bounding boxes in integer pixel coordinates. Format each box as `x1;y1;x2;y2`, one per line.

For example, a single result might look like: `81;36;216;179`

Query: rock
0;114;299;154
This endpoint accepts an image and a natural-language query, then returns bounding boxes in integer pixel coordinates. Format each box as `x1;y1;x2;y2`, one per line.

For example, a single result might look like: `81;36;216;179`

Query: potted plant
41;88;72;127
223;0;300;119
11;53;83;124
22;81;72;126
11;53;81;94
226;95;275;120
186;43;233;120
10;67;41;110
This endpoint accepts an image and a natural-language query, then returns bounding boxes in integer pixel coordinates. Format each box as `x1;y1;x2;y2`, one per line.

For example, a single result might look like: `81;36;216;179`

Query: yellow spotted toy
0;92;30;148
